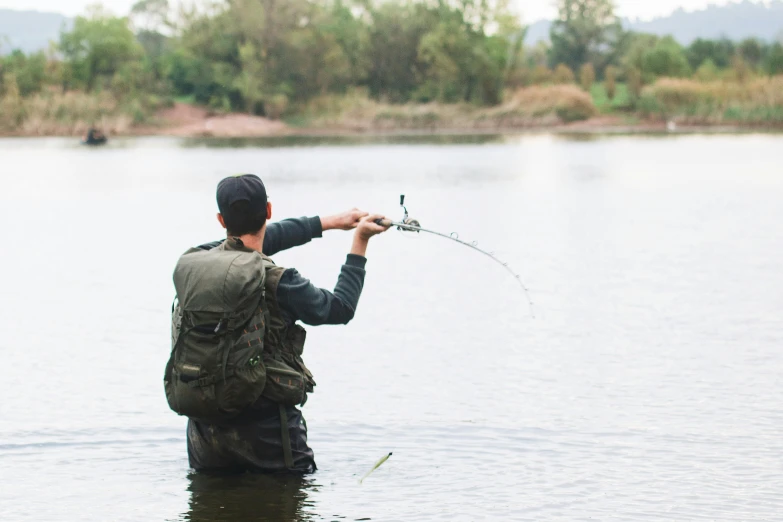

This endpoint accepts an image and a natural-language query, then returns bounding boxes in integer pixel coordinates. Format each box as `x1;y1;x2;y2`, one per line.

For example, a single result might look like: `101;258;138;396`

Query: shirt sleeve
276;255;367;326
263;216;323;256
195;216;323;254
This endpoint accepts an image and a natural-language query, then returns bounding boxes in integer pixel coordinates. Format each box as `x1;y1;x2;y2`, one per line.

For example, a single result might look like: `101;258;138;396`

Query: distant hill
526;1;783;45
0;9;72;54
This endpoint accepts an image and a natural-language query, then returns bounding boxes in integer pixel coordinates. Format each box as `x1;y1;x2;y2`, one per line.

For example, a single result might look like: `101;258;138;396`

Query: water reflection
184;472;314;522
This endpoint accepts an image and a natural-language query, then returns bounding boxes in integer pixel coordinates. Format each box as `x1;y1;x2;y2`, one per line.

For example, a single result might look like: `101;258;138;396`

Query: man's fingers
365;214;391;231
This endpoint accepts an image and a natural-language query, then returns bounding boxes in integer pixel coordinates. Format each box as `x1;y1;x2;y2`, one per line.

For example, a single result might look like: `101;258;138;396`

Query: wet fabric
187;399;316;474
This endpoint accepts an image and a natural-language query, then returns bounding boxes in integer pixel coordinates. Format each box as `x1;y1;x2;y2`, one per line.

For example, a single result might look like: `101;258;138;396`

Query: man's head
216;174;272;237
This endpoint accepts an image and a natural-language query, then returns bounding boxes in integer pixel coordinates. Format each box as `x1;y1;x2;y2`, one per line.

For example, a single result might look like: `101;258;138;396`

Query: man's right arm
275;214;389;326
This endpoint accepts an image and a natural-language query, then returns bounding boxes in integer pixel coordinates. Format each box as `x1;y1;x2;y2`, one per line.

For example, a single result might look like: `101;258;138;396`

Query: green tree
738;38;764;69
763;42;783;75
686;38;735;69
365;2;434;102
549;0;624;72
3;50;47;96
59;6;143;90
641;37;691;81
234;41;265;113
415;1;519;104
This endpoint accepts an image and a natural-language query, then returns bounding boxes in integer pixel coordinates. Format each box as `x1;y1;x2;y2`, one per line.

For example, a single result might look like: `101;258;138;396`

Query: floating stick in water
359;452;392;484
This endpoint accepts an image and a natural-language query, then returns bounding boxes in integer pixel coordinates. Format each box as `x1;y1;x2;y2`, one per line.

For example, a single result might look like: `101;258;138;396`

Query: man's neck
232;230;265;253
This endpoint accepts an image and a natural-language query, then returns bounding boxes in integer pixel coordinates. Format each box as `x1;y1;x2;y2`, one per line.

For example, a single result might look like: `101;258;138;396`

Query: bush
627;67;643;100
694;59;720;82
605;66;617;100
531;65;553;85
502;85;596;123
0;90;163;135
639;77;783;124
265;94;289;120
553;64;575;84
580;63;595;92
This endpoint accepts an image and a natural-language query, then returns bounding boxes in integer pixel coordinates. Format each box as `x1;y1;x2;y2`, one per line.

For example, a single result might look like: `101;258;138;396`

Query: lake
0;133;781;521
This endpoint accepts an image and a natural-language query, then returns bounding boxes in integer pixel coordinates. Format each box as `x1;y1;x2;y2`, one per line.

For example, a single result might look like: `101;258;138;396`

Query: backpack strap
262;263;286;316
279;404;294;469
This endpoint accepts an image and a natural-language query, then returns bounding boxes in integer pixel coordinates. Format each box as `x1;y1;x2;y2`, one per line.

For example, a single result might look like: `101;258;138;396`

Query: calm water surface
0;134;781;521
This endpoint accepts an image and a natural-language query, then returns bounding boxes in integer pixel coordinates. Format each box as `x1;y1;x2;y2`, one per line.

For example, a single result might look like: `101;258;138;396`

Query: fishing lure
359;452;393;484
376;195;535;318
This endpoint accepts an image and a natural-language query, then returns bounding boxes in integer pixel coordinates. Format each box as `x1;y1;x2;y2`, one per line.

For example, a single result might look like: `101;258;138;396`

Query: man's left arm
263;217;323;257
198;209;369;254
264;210;369;256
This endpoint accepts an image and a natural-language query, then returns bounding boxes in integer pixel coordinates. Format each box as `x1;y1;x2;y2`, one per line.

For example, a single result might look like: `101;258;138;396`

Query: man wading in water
165;174;389;473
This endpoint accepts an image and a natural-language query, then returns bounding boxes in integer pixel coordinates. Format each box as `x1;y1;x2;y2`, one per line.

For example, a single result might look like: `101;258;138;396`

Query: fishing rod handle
375;218;394;227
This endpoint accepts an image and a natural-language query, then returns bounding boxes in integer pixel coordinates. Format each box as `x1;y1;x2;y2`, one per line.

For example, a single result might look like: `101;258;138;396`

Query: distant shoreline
3;123;780;139
3;102;783;140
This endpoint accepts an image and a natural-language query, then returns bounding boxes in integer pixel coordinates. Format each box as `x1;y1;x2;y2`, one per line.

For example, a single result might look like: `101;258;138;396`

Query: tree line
1;0;782;118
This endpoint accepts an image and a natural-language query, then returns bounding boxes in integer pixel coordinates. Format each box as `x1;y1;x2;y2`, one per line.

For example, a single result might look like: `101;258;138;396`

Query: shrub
627;67;643;100
553;64;575;84
605;66;617;100
579;63;595;92
639;77;783;124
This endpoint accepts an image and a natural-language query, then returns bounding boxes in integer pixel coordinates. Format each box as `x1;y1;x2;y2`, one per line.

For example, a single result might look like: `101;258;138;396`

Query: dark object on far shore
82;128;108;146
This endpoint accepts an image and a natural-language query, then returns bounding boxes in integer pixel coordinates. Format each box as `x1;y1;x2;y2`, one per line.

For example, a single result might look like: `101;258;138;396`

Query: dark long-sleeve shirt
198;216;366;326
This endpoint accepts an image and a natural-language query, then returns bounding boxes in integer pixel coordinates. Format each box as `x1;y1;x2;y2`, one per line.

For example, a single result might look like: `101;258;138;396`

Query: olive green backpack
164;245;269;424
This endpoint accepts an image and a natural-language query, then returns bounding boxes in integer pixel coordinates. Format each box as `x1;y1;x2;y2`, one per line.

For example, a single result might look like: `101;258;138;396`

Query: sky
0;0;773;22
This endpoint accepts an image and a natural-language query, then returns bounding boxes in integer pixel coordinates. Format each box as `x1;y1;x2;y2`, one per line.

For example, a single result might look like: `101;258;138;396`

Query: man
168;173;388;474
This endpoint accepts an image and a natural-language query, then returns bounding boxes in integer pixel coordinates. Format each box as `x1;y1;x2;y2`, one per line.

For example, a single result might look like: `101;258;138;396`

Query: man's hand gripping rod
375;196;535;318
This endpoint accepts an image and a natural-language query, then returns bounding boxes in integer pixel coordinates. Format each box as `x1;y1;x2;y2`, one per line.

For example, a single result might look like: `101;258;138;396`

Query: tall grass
293;85;597;130
639;76;783;124
0;90;168;136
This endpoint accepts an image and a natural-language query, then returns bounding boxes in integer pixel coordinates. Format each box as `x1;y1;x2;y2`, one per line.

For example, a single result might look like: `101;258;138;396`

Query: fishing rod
375;195;535;318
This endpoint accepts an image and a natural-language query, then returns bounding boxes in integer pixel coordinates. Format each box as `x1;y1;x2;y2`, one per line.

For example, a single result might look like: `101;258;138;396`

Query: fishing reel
375;195;420;230
388;195;421;230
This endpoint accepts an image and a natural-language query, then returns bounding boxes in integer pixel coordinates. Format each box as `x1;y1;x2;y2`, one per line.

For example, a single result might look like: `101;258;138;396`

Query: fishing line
376;196;535;318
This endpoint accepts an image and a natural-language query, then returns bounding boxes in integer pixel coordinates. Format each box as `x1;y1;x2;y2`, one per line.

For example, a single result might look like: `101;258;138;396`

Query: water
0;134;781;521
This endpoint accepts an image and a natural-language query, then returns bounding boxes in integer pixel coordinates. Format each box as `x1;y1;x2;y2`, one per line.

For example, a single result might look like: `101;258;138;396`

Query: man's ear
266;202;272;220
217;213;227;229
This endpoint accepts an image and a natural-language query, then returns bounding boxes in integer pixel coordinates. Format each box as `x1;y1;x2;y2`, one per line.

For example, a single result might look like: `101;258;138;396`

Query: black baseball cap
216;174;268;234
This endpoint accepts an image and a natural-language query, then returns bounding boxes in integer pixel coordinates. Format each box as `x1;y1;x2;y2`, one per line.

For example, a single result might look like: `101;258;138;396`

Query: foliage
639;37;691;82
738;38;764;68
0;89;166;134
626;67;642;101
694;59;720;81
5;0;783;134
553;64;575;84
765;43;783;75
1;50;47;96
59;6;143;91
579;63;595;91
590;81;629;112
298;84;595;129
549;0;625;72
604;65;617;100
531;65;553;85
639;77;783;124
686;38;735;69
